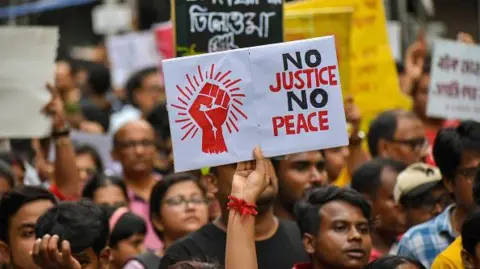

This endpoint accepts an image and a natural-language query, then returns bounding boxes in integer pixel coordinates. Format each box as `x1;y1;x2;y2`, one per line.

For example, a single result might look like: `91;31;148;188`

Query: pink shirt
127;177;163;251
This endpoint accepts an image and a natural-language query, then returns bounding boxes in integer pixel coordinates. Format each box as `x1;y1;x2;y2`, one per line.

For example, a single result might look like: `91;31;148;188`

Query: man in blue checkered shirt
392;121;480;268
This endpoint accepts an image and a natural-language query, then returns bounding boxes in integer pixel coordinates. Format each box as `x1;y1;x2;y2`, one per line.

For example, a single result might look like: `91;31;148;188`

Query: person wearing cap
394;163;451;229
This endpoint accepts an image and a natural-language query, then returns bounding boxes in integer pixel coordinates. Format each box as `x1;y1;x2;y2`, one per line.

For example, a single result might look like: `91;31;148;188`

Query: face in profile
372;167;406;237
1;199;54;269
324;147;350;183
306;200;372;269
277;151;328;207
155;180;209;241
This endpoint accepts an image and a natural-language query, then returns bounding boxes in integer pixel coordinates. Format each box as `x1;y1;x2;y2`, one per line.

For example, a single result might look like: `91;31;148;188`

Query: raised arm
226;147;268;269
44;84;82;198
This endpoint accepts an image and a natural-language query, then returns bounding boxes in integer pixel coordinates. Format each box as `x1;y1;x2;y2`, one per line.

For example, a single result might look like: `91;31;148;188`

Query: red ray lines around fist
170;64;248;154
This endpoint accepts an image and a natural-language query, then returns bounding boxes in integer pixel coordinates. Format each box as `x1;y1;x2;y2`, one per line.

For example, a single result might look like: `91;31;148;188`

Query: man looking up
273;151;328;220
112;119;161;250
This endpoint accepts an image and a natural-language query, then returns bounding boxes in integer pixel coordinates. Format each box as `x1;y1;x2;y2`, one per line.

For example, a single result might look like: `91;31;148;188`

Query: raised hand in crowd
457;32;475;44
226;147;268;269
42;83;82;198
31;235;81;269
402;31;427;95
344;96;369;173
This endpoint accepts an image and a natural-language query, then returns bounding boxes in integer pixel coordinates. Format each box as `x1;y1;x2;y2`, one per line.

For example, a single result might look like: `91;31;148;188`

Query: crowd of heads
0;33;479;269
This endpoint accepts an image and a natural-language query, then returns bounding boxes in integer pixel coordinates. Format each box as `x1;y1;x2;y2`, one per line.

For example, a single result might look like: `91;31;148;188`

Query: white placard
426;39;480;121
92;3;132;35
250;36;348;158
106;31;161;88
163;36;348;172
387;21;402;62
0;27;58;138
164;49;259;172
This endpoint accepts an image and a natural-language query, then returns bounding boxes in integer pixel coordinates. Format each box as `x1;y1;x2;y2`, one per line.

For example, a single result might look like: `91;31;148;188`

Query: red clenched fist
189;82;231;154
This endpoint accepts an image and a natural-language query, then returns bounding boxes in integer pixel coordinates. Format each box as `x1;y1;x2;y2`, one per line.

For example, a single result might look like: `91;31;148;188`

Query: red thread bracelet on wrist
227;195;258;216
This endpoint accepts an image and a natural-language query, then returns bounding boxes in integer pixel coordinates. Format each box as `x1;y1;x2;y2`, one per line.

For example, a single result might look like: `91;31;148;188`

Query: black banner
173;0;283;57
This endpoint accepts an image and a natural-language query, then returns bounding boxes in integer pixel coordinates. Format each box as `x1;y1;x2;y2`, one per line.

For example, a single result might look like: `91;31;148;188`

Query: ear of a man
302;233;316;256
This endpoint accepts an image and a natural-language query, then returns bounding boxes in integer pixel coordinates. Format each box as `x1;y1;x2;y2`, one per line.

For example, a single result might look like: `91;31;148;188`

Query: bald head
112;119;156;176
113;119;154;148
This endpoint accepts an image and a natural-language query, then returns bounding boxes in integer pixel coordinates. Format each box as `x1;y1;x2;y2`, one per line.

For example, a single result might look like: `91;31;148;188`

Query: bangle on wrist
52;124;70;139
349;130;365;145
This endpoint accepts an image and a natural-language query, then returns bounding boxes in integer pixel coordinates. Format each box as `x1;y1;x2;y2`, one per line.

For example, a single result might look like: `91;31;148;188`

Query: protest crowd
1;0;480;269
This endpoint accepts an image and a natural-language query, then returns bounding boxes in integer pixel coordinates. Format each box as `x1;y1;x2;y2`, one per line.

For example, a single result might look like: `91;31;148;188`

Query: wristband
227;195;258;216
52;126;70;139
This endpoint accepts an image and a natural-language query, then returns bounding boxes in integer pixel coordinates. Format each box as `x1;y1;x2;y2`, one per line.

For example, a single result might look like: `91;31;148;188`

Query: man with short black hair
272;151;328;220
395;120;480;268
431;164;480;268
0;186;57;269
367;109;427;165
394;162;451;228
293;186;372;269
32;200;111;269
351;158;407;260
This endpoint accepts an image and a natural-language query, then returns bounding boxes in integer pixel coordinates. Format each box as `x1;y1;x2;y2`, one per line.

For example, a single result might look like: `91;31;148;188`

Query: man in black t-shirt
158;162;310;269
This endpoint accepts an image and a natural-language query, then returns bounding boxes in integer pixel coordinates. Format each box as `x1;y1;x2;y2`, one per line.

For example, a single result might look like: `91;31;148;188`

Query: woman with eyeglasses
83;173;130;207
123;172;209;269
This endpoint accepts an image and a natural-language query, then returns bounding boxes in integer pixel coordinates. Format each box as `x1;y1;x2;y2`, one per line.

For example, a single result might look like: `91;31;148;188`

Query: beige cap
394;162;443;203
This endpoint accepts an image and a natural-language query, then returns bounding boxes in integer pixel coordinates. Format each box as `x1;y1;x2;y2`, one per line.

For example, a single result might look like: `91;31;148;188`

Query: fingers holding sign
32;234;81;269
231;147;269;204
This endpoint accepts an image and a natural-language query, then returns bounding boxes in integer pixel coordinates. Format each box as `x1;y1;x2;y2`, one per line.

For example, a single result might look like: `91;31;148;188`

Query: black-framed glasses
164;196;207;207
116;140;155;150
389;137;427;151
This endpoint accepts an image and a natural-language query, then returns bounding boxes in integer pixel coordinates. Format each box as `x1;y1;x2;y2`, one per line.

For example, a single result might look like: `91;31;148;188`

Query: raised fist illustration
189;82;231;154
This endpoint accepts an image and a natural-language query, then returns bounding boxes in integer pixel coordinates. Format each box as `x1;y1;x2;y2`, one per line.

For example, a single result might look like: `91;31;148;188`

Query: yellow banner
285;0;411;130
285;8;353;95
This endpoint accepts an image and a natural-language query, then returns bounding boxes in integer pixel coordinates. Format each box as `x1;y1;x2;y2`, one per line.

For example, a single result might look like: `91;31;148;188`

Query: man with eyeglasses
394;162;451;229
112;119;162;250
393;120;480;268
367;109;428;165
